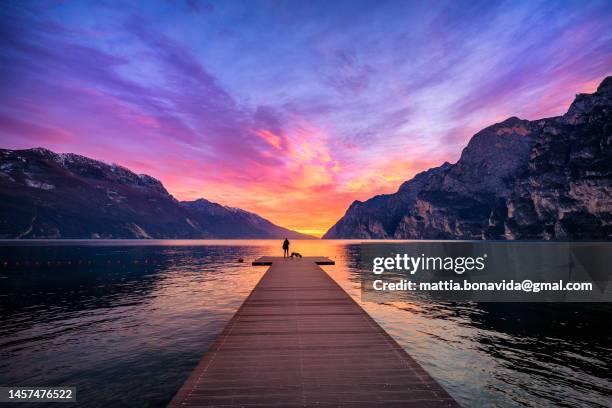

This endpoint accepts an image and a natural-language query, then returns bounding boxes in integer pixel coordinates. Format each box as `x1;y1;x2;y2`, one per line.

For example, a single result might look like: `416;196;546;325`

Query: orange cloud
255;129;284;150
166;137;442;237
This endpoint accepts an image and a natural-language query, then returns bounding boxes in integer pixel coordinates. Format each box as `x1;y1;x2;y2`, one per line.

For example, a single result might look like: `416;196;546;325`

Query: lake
0;240;610;407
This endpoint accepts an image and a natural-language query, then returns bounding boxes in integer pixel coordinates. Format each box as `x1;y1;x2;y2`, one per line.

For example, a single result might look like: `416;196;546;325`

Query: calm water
0;240;610;407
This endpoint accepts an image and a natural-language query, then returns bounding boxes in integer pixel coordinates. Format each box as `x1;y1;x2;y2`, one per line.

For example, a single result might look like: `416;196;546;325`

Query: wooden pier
169;257;459;407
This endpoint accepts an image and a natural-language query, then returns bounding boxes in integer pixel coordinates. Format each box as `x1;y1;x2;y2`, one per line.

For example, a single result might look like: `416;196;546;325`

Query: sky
1;0;611;236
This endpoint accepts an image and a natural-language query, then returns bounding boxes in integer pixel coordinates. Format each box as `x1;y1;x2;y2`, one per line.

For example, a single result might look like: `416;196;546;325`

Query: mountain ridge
0;147;312;239
324;76;612;240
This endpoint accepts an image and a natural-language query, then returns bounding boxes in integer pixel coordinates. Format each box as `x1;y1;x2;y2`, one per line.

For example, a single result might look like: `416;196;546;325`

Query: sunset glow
1;1;610;236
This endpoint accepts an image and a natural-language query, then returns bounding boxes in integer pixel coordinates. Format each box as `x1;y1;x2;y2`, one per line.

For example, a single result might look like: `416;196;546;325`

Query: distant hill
0;148;312;239
181;198;312;239
324;76;612;240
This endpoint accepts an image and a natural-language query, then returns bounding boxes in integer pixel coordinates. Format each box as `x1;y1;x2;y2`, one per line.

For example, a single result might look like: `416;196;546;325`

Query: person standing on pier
282;238;290;258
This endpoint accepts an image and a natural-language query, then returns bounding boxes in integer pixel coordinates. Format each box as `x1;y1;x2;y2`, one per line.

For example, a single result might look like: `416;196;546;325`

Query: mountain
0;148;311;239
181;198;311;239
324;76;612;240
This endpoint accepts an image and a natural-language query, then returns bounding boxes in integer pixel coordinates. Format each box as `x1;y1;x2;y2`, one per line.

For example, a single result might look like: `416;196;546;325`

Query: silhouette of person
282;238;290;258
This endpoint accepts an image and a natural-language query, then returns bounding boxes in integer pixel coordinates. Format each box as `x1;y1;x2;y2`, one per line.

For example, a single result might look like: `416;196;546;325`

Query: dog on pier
290;252;302;259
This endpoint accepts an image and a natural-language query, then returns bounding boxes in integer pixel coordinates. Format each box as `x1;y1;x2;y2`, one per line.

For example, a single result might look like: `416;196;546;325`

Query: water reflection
1;241;610;407
0;244;269;407
327;251;612;407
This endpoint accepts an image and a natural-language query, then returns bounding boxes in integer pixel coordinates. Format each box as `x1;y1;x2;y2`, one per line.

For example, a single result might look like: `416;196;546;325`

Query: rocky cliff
324;76;612;240
0;148;311;239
